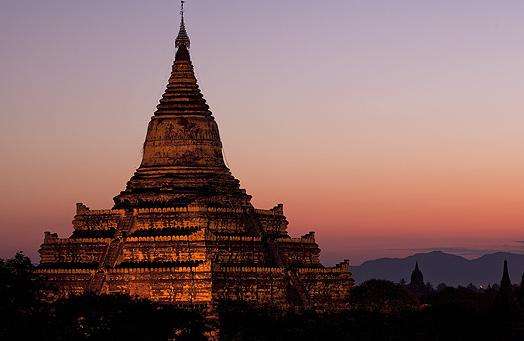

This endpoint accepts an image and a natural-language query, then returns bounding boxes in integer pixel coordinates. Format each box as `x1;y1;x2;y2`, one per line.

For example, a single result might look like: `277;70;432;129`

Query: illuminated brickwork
37;9;352;313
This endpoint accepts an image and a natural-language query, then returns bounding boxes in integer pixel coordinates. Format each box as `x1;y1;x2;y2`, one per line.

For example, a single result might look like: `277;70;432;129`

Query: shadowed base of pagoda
35;263;351;313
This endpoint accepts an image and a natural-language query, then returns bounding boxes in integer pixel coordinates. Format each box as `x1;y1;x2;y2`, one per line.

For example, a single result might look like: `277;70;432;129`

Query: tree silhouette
350;279;419;314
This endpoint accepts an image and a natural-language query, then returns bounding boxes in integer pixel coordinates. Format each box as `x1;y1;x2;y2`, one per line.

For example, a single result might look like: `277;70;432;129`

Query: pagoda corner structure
36;5;352;313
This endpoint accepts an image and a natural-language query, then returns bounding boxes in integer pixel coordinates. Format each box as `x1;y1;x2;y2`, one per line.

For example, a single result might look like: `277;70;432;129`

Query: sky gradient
1;0;524;265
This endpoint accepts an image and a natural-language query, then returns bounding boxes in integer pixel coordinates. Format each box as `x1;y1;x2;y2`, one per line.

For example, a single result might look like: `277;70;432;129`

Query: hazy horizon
2;0;524;265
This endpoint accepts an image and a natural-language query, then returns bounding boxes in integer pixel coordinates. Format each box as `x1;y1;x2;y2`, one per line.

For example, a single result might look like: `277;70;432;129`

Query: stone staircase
89;271;106;293
117;211;136;234
103;236;124;268
285;269;307;309
88;211;136;293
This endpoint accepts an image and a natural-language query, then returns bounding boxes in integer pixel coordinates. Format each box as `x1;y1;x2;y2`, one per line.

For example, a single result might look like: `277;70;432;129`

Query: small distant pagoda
36;3;352;312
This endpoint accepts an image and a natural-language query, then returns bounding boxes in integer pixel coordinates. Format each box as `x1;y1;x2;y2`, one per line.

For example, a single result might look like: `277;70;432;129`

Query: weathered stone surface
36;11;353;313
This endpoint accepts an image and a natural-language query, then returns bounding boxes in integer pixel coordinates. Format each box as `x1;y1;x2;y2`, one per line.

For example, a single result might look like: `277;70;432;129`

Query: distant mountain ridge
351;251;524;287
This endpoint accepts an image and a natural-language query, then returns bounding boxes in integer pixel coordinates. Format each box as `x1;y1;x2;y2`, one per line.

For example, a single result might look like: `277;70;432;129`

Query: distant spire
501;259;512;290
410;261;424;290
495;259;514;307
175;1;190;49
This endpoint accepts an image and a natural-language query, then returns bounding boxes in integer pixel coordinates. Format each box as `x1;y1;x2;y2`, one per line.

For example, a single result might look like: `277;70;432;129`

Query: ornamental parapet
126;233;205;242
44;237;112;244
136;205;244;214
276;236;316;244
109;260;211;274
132;226;202;234
254;209;275;216
213;265;284;274
137;207;185;214
86;209;124;216
254;204;284;216
136;205;284;215
335;259;350;272
207;235;261;242
76;203;125;216
297;262;350;274
195;206;243;214
34;268;95;274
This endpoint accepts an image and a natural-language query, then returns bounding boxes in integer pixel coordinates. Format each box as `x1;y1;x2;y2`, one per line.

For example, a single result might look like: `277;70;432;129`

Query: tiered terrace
37;6;352;313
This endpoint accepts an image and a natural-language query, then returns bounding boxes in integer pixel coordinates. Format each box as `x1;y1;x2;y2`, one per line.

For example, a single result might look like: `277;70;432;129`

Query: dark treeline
0;252;208;340
221;276;524;341
2;252;524;340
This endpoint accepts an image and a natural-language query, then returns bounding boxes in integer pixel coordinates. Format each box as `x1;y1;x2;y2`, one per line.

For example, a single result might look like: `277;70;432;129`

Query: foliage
219;281;524;341
218;302;353;341
0;252;48;340
3;252;524;340
350;279;419;314
0;252;207;341
48;294;207;341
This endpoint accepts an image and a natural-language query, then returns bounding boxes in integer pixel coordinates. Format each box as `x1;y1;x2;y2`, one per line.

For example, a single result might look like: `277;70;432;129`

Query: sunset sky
2;0;524;265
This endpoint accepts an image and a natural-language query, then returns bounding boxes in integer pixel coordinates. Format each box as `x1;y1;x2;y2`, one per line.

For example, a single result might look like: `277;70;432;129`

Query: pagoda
37;3;352;312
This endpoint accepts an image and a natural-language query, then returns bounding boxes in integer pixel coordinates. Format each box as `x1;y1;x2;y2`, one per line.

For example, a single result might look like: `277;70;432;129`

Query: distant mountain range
351;251;524;287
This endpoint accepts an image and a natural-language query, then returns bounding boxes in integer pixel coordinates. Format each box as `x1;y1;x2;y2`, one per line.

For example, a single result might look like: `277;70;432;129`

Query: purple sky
2;0;524;265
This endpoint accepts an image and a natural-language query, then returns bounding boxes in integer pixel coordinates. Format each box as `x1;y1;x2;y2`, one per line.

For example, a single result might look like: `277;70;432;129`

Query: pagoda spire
154;0;211;116
175;1;190;49
113;1;251;209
